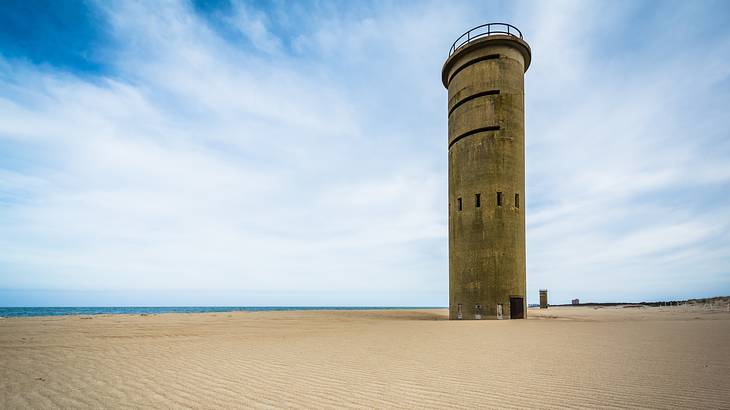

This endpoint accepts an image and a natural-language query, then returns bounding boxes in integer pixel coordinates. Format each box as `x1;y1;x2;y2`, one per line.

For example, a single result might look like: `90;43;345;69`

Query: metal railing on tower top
448;23;523;57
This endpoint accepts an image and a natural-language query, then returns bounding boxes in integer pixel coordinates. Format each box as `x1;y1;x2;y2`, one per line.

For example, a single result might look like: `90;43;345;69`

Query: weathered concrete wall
442;35;531;320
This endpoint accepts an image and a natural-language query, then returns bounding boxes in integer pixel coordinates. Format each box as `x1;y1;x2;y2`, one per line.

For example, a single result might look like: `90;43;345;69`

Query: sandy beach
1;306;729;409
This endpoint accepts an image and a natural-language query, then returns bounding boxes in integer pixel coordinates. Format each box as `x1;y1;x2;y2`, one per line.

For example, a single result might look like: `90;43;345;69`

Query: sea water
0;306;441;318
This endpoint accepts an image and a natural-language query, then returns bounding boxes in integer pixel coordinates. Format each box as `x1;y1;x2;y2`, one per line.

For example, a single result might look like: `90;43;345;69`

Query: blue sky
0;0;728;307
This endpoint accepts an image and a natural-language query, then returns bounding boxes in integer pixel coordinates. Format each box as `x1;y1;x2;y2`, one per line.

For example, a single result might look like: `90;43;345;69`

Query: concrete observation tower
442;23;531;320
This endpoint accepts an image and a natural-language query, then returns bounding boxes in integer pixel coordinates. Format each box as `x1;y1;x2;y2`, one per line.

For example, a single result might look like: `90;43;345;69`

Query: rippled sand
1;306;728;409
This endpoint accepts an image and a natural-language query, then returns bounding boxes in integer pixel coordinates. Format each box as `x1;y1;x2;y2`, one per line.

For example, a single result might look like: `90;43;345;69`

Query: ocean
0;306;442;318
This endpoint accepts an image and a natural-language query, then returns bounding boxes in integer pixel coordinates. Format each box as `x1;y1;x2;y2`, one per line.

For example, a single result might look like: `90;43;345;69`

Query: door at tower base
510;297;525;319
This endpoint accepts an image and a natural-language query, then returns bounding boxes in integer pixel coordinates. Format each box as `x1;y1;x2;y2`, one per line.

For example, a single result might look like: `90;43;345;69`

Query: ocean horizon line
0;306;447;318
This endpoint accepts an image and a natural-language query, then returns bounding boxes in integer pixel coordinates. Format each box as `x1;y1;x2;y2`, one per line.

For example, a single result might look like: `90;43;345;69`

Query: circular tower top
442;22;531;87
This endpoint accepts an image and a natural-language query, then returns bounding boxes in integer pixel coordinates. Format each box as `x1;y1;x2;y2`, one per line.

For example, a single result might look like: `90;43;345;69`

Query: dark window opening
497;192;503;207
448;126;500;150
515;193;520;208
457;197;462;211
448;89;500;117
447;54;500;86
475;193;481;208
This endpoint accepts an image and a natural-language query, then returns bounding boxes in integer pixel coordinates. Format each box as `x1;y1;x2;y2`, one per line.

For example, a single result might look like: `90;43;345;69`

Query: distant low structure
572;298;580;305
539;289;548;309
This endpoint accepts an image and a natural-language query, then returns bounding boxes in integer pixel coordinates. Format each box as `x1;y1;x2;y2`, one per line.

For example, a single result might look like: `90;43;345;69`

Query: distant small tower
442;23;531;320
539;289;548;309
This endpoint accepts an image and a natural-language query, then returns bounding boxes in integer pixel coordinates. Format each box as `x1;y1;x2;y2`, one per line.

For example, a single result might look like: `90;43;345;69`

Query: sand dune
1;306;728;409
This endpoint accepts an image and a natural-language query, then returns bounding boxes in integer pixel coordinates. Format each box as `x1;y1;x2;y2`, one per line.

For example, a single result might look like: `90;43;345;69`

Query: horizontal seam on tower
447;54;500;86
448;126;500;149
448;89;500;117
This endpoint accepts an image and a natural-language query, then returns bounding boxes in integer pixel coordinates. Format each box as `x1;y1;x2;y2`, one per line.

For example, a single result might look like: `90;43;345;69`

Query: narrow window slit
448;126;501;149
475;193;481;208
447;54;500;85
457;197;462;211
448;89;500;117
497;192;503;207
515;193;520;208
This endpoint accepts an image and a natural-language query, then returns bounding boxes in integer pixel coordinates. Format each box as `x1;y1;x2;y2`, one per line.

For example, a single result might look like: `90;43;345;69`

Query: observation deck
442;23;531;87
